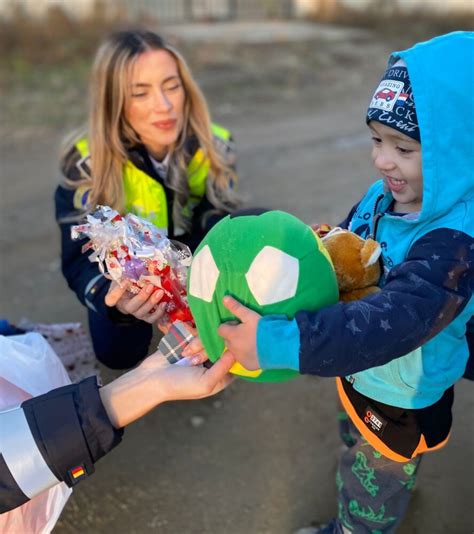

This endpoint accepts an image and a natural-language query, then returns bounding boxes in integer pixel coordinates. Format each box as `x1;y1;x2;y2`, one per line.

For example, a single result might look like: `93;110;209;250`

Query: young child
218;32;474;533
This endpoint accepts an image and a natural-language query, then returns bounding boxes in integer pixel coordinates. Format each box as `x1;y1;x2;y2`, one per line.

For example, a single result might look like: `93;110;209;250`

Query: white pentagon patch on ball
245;246;299;305
188;245;220;302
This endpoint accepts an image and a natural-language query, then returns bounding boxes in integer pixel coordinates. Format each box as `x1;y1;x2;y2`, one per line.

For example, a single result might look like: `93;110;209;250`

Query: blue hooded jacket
257;32;474;409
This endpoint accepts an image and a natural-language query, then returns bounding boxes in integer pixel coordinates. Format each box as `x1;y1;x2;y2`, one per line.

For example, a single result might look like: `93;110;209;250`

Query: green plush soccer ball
187;211;338;382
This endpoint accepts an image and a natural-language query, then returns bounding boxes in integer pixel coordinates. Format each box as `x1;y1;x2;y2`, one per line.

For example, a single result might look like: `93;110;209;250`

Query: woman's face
124;49;185;160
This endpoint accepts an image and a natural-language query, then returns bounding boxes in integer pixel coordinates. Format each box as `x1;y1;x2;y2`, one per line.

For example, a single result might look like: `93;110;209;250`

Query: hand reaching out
100;349;236;428
143;348;236;401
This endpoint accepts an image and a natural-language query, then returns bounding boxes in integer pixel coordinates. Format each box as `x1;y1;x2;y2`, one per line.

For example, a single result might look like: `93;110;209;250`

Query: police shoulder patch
73;184;91;210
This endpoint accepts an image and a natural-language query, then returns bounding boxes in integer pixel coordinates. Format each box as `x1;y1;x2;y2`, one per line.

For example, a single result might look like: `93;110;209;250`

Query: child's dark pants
335;412;422;533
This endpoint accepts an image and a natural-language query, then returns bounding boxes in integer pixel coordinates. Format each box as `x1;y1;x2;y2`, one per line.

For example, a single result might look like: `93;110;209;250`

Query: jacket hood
389;31;474;223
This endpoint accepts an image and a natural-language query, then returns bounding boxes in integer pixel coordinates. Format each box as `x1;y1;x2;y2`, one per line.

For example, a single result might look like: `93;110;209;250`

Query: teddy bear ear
361;239;382;267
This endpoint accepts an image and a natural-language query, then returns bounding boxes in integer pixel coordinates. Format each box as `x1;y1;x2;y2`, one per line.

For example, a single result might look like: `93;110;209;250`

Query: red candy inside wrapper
71;206;194;325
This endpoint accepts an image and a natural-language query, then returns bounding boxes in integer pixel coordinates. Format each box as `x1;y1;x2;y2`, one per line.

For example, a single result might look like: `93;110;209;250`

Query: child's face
369;121;423;213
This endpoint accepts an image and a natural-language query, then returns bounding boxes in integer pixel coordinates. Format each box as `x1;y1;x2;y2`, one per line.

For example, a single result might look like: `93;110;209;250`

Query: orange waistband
336;377;450;462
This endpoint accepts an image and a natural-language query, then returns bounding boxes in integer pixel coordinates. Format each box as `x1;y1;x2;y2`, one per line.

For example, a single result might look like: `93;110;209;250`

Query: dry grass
309;0;474;47
1;0;472;69
0;1;153;69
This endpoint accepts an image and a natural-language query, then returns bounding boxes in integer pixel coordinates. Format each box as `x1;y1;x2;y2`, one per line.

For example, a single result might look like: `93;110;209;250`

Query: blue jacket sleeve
0;377;123;513
257;228;474;376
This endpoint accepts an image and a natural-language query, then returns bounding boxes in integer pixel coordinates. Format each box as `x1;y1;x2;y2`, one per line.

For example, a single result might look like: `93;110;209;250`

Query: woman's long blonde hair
64;29;240;230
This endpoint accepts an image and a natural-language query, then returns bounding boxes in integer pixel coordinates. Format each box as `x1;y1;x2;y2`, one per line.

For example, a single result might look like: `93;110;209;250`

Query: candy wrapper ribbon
71;206;194;324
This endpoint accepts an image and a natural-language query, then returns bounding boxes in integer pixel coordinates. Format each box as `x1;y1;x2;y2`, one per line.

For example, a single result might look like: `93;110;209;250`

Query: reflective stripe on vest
210;123;231;141
185;123;232;218
74;123;231;231
122;159;168;232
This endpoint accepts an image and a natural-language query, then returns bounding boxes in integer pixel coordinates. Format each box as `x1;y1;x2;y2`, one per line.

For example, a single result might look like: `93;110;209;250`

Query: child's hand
310;223;332;238
218;296;261;370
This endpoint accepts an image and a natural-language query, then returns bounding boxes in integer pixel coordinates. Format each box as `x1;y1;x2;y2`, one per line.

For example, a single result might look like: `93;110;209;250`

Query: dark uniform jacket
1;377;123;513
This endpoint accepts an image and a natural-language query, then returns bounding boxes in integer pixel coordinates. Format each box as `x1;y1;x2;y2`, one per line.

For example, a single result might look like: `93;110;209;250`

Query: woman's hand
181;334;210;366
155;322;209;365
100;350;235;428
147;349;235;401
105;281;166;324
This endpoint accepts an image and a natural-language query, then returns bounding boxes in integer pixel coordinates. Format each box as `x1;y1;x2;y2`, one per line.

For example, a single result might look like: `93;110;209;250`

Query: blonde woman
55;29;240;369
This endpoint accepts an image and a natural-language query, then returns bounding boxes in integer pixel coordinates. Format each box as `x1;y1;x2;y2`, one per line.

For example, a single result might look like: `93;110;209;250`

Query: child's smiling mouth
385;176;407;193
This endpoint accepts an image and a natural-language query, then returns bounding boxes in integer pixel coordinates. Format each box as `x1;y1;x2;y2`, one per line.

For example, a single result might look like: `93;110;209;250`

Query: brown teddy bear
319;227;382;302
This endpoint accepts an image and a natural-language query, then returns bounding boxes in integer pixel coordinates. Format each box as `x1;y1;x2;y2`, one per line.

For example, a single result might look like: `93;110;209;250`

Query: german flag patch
69;464;87;484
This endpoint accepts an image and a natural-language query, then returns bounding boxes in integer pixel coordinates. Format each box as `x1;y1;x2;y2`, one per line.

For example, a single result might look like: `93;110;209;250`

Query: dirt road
1;22;472;534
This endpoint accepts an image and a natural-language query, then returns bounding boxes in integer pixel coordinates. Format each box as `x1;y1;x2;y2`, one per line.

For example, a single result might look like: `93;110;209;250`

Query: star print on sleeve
351;301;373;323
346;319;362;335
412;259;431;270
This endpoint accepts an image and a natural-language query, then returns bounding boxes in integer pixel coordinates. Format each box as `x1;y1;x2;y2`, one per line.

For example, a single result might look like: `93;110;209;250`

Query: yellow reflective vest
74;123;232;235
